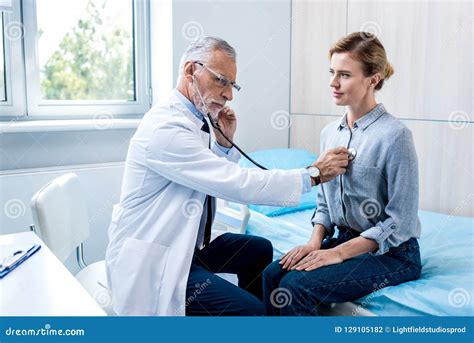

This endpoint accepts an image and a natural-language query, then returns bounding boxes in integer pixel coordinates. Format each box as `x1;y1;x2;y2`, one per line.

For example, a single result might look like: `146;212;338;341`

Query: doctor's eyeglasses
194;61;241;92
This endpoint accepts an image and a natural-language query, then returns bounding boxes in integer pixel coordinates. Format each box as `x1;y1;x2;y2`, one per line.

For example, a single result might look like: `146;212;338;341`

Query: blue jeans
186;233;273;316
262;229;422;316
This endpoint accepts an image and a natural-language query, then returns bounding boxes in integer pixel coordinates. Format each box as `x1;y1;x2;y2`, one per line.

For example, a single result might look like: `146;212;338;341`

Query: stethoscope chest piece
348;148;357;161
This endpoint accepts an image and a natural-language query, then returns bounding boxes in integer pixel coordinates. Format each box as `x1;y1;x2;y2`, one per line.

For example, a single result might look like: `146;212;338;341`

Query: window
22;0;150;116
0;0;26;117
37;0;135;101
1;14;6;102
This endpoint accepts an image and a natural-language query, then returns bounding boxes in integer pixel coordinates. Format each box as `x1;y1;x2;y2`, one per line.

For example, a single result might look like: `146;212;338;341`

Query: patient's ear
370;73;382;88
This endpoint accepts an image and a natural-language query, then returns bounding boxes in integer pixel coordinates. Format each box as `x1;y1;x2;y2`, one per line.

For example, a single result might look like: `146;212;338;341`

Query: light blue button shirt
174;89;312;194
312;103;421;255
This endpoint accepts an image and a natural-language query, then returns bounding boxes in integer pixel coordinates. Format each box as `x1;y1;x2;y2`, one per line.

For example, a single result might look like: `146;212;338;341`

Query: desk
0;231;106;316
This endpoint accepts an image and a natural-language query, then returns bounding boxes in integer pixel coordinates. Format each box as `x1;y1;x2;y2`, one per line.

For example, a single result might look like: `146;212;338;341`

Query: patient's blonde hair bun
384;62;395;80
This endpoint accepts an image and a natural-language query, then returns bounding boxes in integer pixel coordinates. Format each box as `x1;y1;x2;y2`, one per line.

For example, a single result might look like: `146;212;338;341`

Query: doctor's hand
313;146;350;183
213;106;237;148
279;243;320;271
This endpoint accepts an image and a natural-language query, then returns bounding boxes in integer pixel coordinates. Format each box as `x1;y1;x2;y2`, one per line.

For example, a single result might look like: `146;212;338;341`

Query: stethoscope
193;75;358;169
193;76;269;170
211;116;357;167
348;148;357;161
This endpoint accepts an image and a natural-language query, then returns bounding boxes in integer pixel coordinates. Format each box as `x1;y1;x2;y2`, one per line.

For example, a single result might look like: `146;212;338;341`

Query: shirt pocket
345;163;384;195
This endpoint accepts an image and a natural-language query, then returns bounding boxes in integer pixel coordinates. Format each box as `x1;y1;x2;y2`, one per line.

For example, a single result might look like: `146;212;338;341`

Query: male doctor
105;36;350;316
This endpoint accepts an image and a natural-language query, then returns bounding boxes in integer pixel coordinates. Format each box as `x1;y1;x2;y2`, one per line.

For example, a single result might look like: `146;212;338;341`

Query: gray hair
178;36;236;78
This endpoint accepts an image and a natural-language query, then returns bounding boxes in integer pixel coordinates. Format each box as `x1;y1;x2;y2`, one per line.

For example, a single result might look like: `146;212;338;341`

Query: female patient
263;32;422;316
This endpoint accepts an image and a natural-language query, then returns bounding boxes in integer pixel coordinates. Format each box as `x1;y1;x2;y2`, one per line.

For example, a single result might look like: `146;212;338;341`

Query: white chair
30;173;115;315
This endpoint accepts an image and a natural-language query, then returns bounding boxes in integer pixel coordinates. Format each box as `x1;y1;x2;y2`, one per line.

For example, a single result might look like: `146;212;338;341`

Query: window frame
22;0;151;117
0;0;27;117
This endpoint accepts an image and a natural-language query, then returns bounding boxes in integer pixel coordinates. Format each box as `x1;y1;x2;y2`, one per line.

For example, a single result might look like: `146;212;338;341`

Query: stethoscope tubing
206;113;268;170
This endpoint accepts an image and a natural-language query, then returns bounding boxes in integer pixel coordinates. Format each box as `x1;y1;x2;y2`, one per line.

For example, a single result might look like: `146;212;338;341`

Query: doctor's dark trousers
185;233;273;316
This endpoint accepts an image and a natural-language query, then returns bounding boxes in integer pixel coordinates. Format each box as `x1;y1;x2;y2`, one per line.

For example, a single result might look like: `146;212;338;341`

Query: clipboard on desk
0;244;41;279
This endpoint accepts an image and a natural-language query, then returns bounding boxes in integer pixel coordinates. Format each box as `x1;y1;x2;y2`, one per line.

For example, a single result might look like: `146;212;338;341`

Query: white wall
0;129;135;170
172;0;292;151
289;0;473;216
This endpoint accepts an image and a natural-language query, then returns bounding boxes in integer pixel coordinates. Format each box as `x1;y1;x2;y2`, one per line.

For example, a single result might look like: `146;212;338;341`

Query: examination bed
215;149;474;316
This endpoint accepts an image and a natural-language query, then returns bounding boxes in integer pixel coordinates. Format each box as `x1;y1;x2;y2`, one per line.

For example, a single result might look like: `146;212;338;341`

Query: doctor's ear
183;61;196;82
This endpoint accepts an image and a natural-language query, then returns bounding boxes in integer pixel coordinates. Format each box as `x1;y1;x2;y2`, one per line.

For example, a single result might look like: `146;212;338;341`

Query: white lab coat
105;92;306;316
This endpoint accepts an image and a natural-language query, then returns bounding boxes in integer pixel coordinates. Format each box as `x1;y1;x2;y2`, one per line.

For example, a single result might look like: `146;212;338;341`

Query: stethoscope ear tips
348;148;357;161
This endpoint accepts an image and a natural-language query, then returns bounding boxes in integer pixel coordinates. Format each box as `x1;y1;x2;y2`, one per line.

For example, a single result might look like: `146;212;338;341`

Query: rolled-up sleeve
360;128;420;255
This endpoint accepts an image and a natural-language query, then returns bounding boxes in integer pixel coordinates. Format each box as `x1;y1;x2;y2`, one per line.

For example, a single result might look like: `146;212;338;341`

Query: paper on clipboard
0;243;41;278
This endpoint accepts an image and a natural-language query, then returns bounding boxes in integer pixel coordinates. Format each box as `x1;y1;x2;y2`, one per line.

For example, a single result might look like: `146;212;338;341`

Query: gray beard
191;91;218;120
